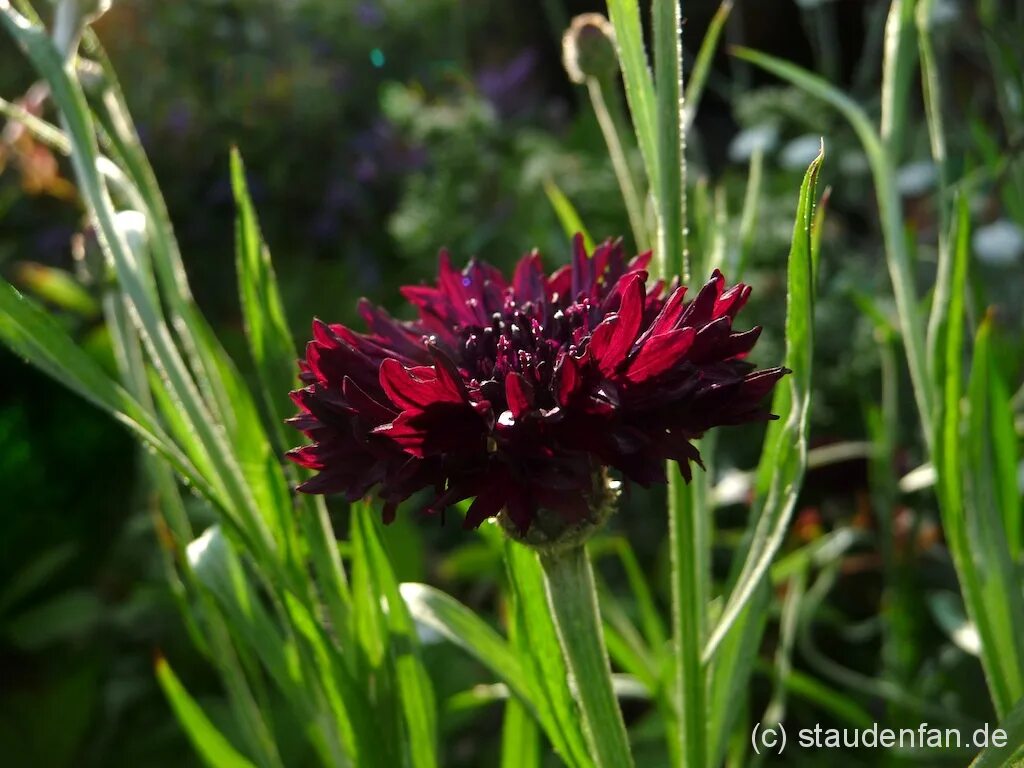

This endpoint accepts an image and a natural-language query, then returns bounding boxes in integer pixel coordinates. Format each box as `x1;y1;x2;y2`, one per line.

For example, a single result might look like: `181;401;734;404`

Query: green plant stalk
879;0;916;161
588;76;650;252
917;0;953;390
539;545;634;768
667;473;707;768
651;2;707;766
653;0;687;281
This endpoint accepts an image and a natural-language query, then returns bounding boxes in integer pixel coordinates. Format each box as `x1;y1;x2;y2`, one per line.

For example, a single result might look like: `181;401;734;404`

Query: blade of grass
879;0;917;160
736;146;764;279
962;313;1024;714
399;583;536;709
584;74;651;252
501;697;540;768
352;505;437;768
543;179;595;252
917;0;954;391
653;0;686;280
969;694;1024;767
705;146;823;661
606;0;658;196
154;655;257;768
0;279;220;506
230;148;297;440
934;200;1024;718
681;1;733;133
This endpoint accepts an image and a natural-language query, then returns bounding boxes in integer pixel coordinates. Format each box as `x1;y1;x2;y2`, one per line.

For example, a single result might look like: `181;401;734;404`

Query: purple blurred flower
477;50;539;117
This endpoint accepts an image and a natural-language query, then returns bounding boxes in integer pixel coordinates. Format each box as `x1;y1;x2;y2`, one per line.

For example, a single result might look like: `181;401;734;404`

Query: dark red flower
287;235;786;535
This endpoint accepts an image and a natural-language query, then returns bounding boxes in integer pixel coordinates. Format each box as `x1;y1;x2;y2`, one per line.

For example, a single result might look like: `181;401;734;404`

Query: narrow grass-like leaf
705;153;823;761
543;179;595;252
681;1;733;132
605;0;658;195
935;200;1024;718
969;694;1024;767
231;147;297;440
0;279;219;506
879;0;917;159
652;0;685;280
969;317;1022;559
154;655;257;768
501;697;540;768
591;537;667;653
596;586;659;692
917;0;953;392
400;583;535;708
963;314;1024;712
736;147;764;279
705;146;823;660
353;505;437;768
757;664;874;729
582;77;650;252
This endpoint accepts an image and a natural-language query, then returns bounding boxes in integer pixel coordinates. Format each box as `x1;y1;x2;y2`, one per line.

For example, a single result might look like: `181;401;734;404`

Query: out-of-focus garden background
1;0;1022;765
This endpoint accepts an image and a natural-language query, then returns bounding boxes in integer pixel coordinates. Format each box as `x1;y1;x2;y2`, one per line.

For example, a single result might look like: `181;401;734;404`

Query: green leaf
400;583;536;709
230;147;298;442
0;4;276;557
501;697;540;768
706;146;823;659
935;200;1024;718
543;179;595;252
352;504;437;768
12;262;98;317
968;316;1022;560
0;279;218;506
154;656;257;768
606;0;659;197
969;694;1024;767
705;150;823;766
652;0;685;280
681;1;733;132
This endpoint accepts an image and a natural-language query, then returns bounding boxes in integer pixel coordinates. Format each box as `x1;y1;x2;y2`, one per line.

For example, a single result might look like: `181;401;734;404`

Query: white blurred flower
973;219;1024;266
780;134;822;170
897;161;937;197
728;124;779;163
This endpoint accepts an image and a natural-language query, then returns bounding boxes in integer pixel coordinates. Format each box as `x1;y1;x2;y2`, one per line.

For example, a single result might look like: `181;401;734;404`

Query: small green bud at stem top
497;471;620;554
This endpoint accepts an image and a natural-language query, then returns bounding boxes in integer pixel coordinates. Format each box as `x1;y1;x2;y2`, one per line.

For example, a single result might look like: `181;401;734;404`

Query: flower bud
497;472;620;554
562;13;618;85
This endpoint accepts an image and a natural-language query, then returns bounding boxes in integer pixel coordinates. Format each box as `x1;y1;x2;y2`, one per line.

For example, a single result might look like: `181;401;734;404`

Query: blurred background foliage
1;0;1022;765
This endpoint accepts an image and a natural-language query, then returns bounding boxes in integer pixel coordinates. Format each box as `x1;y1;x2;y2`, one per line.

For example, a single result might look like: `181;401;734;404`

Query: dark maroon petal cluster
287;235;786;534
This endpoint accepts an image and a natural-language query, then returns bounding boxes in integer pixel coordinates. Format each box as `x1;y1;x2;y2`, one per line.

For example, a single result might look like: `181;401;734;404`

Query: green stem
587;76;650;252
669;473;708;768
539;545;634;768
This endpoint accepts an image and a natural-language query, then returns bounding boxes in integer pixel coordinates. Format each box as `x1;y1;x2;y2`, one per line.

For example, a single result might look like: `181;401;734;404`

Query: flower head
287;235;786;539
